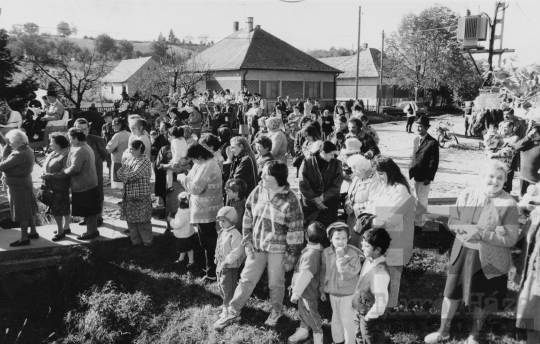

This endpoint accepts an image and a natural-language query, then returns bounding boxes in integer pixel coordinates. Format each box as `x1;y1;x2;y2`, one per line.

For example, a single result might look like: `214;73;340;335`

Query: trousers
196;222;218;278
229;251;286;316
298;298;323;334
330;294;356;344
414;181;430;227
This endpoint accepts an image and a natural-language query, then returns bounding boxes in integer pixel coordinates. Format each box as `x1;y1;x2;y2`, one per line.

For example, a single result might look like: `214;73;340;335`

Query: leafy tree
70;23;78;37
168;29;177;43
57;21;73;37
23;23;39;35
151;33;168;59
198;34;208;45
118;40;134;59
490;57;540;103
9;25;24;37
94;34;117;56
0;29;38;110
385;5;481;105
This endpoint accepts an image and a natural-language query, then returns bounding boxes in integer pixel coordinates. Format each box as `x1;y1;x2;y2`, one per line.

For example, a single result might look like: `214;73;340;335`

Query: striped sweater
242;184;305;271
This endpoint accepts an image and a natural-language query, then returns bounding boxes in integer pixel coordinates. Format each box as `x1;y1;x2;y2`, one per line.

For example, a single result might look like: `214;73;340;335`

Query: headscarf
266;117;282;132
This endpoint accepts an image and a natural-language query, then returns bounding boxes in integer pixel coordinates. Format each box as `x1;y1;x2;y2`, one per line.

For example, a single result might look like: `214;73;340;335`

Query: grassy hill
41;35;195;56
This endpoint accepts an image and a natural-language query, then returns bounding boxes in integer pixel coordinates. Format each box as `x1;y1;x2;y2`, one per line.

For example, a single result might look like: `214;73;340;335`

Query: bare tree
24;39;113;109
132;49;209;97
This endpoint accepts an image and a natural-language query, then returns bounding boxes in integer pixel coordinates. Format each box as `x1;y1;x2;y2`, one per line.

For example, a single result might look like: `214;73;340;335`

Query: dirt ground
30;113;503;223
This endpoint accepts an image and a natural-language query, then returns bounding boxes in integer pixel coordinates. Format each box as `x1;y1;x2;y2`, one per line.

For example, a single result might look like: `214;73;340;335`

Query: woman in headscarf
223;136;259;198
265;117;287;164
151;122;172;209
117;139;153;247
0;130;39;246
298;140;343;247
344;154;381;247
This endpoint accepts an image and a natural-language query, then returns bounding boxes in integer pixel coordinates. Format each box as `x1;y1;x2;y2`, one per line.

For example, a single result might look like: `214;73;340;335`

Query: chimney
363;43;368;49
233;21;239;32
246;17;254;31
255;25;260;29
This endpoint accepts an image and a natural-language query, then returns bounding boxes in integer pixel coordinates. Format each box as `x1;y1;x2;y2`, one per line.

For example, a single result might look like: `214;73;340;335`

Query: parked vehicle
381;101;428;117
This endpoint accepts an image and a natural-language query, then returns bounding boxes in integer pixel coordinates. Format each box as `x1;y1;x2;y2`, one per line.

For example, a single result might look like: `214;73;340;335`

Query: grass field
0;224;529;344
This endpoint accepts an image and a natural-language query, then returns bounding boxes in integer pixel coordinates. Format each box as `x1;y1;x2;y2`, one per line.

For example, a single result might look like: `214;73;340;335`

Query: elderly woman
117;140;153;247
106;118;131;189
40;133;71;241
179;143;223;281
265;117;287;164
151;122;172;209
214;161;304;330
128;117;151;160
424;160;519;344
344;154;380;247
62;128;101;240
367;155;415;309
223;136;258;198
182;125;198;146
0;130;39;246
299;141;343;247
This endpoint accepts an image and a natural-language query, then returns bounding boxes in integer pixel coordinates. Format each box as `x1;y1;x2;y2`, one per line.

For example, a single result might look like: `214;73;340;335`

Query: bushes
65;282;154;344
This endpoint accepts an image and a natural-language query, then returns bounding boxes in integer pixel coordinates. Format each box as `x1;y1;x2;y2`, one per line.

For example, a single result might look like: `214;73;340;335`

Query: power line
514;2;540;28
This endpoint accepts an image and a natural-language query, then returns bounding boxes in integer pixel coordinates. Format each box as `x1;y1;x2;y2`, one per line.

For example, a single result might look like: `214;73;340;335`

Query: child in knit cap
168;192;195;267
215;206;246;320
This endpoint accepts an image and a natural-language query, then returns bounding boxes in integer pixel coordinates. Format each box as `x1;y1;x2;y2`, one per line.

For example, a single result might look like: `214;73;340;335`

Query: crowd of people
1;88;540;344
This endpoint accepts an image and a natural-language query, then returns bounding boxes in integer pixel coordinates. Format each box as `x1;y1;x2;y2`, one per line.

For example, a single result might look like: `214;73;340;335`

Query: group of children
168;176;392;344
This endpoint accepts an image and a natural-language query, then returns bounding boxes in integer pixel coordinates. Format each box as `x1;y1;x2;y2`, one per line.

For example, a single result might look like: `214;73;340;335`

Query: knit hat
326;222;350;239
216;206;238;225
340;138;362;155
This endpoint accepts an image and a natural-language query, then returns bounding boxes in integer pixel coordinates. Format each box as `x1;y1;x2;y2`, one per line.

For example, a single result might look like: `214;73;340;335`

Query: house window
111;86;114;94
122;85;127;94
262;81;279;99
305;82;320;99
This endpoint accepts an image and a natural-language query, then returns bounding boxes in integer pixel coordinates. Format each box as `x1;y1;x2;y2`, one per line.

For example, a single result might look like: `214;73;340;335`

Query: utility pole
377;31;384;114
355;6;361;100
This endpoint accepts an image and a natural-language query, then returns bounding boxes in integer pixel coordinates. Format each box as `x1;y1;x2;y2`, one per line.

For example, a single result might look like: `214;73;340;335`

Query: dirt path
373;114;489;198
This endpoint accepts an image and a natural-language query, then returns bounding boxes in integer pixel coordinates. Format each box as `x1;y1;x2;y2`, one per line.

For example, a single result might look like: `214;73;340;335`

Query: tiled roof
101;57;154;83
318;48;381;78
192;27;340;73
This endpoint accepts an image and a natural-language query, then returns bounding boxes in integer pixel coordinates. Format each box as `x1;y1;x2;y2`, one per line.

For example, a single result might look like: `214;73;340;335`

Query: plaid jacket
117;155;152;199
242;183;305;271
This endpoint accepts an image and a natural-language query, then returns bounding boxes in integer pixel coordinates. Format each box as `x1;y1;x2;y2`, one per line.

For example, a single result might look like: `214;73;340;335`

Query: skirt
177;234;195;253
72;187;101;217
7;185;38;222
111;162;123;189
444;246;508;311
46;189;70;216
239;124;249;135
120;194;152;223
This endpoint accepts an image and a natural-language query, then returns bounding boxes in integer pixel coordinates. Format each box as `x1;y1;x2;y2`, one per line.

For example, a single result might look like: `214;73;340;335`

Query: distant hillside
39;35;196;56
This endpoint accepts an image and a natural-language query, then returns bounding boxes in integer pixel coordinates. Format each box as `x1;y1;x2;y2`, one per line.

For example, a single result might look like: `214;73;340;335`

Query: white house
100;57;160;101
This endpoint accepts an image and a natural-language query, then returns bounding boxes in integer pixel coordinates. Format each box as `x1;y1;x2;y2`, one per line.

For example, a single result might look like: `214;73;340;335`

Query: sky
1;0;539;65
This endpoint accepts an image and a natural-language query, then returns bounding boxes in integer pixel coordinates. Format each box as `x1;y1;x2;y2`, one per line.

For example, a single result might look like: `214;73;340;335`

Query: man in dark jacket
299;141;343;247
409;116;439;230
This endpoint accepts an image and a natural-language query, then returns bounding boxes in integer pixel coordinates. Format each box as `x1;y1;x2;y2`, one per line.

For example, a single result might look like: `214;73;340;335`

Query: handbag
292;155;304;168
36;183;54;206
